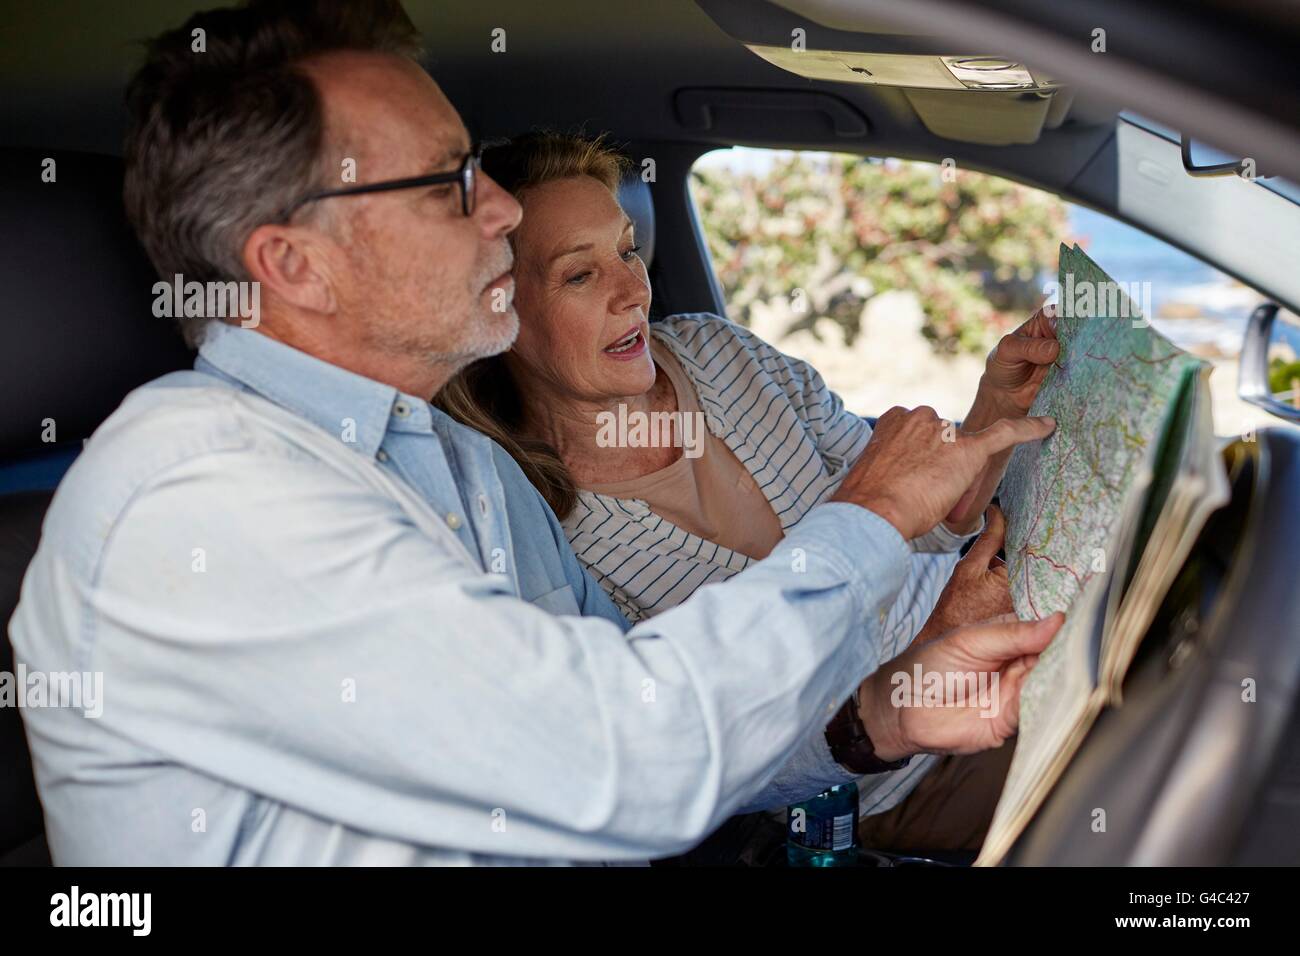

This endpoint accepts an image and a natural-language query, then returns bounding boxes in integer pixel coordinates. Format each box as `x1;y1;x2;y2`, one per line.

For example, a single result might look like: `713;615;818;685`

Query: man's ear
241;223;340;315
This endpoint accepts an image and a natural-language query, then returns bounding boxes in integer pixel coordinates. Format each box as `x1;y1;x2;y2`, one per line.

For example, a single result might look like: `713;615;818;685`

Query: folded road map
975;244;1231;866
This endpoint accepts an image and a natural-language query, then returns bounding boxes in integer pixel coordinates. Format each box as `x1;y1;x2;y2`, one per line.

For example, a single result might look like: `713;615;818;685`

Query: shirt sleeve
86;442;912;862
551;498;631;633
738;722;944;820
910;517;985;554
742;548;963;813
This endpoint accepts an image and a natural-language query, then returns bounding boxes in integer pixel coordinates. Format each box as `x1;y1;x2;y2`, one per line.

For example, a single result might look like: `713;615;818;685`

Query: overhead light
942;56;1047;91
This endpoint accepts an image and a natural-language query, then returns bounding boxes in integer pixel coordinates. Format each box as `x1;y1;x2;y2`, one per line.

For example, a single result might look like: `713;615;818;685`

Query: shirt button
445;512;462;530
376;449;390;463
393;401;411;418
477;494;489;517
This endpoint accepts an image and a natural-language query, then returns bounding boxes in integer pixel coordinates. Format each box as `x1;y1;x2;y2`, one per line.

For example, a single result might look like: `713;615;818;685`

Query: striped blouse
561;312;975;815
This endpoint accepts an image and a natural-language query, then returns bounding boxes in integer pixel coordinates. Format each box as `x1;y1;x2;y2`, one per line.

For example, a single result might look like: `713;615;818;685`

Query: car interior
2;0;1298;866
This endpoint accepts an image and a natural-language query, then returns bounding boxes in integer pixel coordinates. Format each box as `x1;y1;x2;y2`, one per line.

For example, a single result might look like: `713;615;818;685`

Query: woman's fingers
964;504;1007;569
996;332;1060;368
1020;301;1058;337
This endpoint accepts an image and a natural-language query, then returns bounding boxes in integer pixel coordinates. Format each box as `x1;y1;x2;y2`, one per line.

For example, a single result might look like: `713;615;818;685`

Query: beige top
582;340;785;560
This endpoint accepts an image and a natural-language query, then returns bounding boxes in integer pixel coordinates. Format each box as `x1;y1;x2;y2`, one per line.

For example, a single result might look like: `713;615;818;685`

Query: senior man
10;0;1059;865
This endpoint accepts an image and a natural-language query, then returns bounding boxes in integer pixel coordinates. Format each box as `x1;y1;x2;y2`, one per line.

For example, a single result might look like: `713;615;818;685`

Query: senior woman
438;131;1059;859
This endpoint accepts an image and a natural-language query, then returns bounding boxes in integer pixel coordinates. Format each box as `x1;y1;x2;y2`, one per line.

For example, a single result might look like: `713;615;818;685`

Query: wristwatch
824;688;912;774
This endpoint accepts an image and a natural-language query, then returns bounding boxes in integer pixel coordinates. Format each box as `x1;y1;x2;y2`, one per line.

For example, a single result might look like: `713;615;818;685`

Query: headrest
0;150;193;458
617;170;656;271
0;150;657;462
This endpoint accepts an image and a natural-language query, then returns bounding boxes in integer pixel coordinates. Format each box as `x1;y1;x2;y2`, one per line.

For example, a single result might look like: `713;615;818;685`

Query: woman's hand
915;505;1014;645
973;302;1060;420
943;303;1060;533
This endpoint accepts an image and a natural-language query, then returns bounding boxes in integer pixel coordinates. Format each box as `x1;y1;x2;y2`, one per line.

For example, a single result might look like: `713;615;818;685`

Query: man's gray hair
123;0;422;346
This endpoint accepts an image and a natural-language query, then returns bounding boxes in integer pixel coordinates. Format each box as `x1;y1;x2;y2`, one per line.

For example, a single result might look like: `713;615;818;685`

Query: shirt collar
195;321;433;460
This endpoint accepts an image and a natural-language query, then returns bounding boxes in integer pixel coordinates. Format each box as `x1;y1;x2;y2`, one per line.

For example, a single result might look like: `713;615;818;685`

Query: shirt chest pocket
529;583;580;616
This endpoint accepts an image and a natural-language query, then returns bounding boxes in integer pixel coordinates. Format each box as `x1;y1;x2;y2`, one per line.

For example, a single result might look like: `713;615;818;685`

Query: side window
689;148;1297;436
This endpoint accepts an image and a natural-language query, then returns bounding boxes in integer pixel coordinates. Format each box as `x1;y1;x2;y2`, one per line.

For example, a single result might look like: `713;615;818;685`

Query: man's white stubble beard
466;302;520;360
416;247;517;377
431;301;519;375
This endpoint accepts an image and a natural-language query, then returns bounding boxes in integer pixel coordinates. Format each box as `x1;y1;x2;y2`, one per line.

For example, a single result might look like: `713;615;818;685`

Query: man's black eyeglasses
280;144;483;221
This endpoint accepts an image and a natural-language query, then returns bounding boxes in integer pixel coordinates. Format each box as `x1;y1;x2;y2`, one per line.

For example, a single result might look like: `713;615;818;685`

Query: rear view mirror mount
1180;135;1261;179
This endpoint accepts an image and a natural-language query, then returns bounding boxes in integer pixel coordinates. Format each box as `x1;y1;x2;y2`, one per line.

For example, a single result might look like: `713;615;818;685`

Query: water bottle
786;782;859;866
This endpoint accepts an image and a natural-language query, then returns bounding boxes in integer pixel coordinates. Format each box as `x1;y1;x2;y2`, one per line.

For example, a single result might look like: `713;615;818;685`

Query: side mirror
1238;302;1300;423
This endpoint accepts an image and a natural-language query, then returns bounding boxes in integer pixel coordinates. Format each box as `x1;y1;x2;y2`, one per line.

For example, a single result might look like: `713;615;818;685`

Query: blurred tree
690;153;1068;353
1268;357;1300;404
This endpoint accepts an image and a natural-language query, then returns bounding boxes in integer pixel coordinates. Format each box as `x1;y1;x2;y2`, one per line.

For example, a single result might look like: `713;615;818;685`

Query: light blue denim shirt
10;320;911;865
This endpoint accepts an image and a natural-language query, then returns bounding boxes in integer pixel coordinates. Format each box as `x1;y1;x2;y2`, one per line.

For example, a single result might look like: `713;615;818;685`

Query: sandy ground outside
747;289;1300;440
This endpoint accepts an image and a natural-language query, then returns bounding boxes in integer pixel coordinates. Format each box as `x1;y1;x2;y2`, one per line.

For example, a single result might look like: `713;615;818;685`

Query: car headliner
1;0;1296;246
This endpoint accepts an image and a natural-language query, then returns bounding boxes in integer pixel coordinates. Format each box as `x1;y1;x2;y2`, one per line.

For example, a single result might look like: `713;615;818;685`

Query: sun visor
696;0;1071;145
745;45;1069;145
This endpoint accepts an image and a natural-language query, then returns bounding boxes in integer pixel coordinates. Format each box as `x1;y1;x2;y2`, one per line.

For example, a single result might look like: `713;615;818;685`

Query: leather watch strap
824;689;912;774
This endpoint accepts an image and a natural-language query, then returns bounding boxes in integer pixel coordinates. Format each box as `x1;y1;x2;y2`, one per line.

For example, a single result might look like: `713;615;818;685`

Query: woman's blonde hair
434;131;631;519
